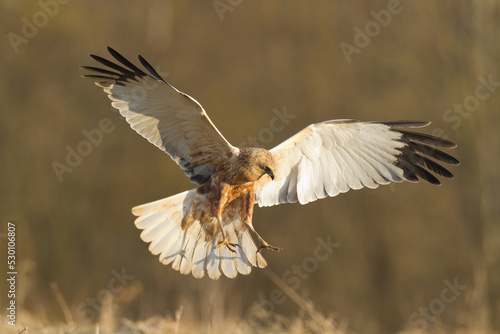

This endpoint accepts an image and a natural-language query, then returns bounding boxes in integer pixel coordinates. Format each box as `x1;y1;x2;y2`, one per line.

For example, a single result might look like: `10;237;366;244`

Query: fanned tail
132;190;266;279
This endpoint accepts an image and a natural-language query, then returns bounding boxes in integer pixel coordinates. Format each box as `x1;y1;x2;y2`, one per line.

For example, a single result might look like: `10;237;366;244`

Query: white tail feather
132;189;266;279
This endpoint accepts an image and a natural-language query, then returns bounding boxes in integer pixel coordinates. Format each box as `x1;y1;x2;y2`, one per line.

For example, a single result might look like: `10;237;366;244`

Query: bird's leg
215;216;237;253
239;191;283;254
247;224;283;269
214;184;239;253
247;224;283;253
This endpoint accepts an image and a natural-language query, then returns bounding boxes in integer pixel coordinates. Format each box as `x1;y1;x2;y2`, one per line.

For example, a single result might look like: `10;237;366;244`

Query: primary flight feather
83;47;459;279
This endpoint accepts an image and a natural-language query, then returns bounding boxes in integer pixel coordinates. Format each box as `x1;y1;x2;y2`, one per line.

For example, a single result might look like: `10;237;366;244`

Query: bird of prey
83;47;459;280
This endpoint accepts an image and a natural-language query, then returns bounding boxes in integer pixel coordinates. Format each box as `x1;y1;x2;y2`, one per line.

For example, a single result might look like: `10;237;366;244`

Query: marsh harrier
83;47;459;279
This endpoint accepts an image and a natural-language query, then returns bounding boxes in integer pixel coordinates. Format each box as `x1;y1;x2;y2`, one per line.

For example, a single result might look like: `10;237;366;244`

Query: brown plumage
83;47;460;279
182;147;277;252
226;147;276;184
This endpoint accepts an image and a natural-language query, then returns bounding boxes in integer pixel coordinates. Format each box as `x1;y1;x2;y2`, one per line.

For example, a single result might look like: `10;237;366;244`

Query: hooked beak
266;169;275;181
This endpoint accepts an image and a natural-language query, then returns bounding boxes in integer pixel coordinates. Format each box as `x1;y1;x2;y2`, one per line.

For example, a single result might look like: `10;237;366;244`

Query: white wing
256;120;459;207
83;47;237;185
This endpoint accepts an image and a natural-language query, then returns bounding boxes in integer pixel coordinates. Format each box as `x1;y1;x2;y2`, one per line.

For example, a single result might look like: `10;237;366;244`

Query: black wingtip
398;130;457;149
106;47;149;77
89;54;101;62
137;54;167;83
391;121;460;185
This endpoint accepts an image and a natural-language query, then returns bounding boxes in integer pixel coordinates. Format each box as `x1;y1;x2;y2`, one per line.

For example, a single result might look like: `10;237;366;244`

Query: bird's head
253;149;276;181
258;161;275;181
238;147;276;183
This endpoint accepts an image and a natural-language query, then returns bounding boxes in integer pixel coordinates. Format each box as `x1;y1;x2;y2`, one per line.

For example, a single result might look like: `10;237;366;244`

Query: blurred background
1;1;499;333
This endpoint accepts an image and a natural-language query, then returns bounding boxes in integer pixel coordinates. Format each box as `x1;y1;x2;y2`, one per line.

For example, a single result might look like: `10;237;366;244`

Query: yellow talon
258;244;284;253
216;239;238;253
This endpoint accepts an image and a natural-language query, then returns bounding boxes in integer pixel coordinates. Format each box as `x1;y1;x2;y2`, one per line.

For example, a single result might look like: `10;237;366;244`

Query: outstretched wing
82;47;237;185
256;120;459;207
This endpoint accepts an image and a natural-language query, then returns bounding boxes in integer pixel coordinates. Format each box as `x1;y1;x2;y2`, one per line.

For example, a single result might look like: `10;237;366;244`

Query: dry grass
2;271;490;334
1;308;491;334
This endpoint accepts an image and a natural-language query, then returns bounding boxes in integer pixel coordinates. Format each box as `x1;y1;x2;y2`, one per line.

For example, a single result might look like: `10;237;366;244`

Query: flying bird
82;47;459;280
